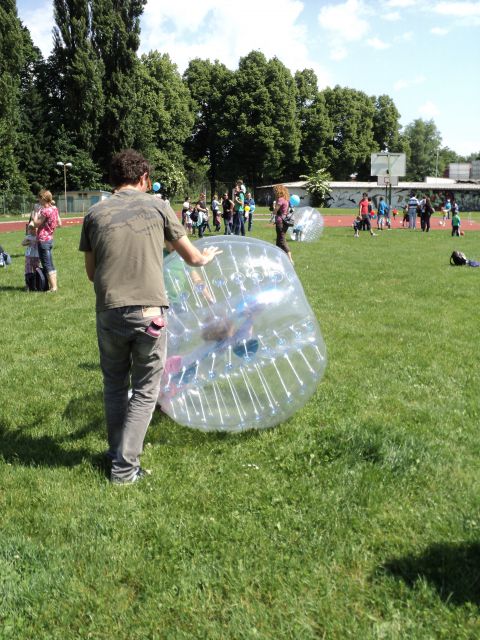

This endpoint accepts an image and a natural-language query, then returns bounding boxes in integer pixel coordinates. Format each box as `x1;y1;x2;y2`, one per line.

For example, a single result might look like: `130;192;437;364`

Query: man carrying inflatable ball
79;149;221;485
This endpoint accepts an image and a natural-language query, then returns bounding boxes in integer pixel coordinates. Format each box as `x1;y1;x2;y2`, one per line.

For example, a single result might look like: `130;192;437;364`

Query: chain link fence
0;191;111;217
0;193;37;216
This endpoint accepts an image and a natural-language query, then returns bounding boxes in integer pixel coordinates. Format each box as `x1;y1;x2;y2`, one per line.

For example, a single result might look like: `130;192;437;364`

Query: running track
2;215;479;233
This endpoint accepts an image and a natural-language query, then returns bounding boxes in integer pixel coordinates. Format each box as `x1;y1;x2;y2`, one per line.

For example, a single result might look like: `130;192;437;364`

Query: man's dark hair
110;149;150;188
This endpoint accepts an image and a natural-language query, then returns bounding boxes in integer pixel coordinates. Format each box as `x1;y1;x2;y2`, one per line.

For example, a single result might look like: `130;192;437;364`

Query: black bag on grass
450;251;468;266
25;267;49;291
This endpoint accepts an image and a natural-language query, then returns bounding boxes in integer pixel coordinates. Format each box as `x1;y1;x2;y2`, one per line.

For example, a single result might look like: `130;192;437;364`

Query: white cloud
17;1;54;58
368;38;390;50
431;26;449;35
418;101;440;118
141;0;332;88
317;0;369;42
330;46;348;61
433;1;480;17
393;75;425;91
385;0;416;7
394;79;408;90
382;11;401;21
394;30;414;42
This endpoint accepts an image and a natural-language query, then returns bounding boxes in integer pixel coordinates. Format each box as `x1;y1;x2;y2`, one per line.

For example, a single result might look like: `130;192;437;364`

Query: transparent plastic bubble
289;207;324;242
159;236;327;432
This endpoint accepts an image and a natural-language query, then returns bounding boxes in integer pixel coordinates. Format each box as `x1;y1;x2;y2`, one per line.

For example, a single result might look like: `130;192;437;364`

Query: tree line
1;0;478;199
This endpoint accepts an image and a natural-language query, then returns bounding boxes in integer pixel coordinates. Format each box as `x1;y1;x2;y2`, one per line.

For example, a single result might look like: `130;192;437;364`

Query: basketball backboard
371;152;406;177
377;175;399;186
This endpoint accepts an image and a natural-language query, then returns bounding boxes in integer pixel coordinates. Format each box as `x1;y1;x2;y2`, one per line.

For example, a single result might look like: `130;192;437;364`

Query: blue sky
17;0;480;156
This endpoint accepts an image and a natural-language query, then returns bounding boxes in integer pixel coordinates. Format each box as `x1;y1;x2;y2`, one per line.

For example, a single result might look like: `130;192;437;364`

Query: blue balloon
152;182;161;192
290;194;300;207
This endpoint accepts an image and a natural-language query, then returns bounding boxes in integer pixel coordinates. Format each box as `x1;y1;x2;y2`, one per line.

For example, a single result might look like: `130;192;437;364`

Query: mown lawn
0;221;479;639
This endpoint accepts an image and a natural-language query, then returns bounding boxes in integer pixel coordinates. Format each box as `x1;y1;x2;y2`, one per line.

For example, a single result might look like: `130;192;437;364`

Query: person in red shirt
358;193;376;237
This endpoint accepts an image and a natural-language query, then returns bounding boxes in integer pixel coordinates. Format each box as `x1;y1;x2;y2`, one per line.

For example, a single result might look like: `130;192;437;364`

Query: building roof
256;181;480;191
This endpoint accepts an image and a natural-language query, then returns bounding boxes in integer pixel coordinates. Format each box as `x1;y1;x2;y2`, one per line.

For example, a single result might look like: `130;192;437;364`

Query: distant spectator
233;185;245;236
421;196;434;232
451;210;461;236
181;196;190;227
244;192;255;232
211;194;221;231
31;189;61;291
377;196;390;230
221;192;233;235
408;192;419;230
358;192;376;236
443;198;452;221
273;184;294;265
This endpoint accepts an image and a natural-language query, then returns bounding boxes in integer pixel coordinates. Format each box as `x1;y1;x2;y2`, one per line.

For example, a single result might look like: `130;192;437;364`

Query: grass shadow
0;392;106;469
62;392;105;440
0;285;27;292
77;361;100;371
379;542;480;606
0;422;92;468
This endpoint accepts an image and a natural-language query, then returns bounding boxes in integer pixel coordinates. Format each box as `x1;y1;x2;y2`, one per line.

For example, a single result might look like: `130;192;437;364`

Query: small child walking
353;215;361;238
451;211;461;236
22;223;40;290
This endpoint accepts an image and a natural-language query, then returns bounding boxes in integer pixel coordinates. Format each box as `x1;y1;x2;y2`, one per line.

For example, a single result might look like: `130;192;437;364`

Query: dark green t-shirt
79;189;185;312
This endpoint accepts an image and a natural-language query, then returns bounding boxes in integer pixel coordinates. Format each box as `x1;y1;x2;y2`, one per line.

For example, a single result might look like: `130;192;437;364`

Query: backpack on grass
450;251;468;266
0;245;11;267
25;267;49;291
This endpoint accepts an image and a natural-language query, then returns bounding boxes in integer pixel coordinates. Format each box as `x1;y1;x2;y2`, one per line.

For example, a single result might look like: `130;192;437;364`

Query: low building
55;190;111;215
255;180;480;211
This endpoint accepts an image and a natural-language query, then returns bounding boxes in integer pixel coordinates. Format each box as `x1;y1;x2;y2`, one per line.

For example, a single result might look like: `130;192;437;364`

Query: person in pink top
31;189;61;291
272;184;294;265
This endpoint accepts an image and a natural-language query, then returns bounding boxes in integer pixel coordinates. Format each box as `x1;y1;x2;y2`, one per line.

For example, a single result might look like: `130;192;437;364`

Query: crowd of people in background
10;177;465;299
179;180;257;240
353;191;461;238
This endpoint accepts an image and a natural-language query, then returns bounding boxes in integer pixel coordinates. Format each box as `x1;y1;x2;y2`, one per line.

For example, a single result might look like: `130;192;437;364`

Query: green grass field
1;222;479;639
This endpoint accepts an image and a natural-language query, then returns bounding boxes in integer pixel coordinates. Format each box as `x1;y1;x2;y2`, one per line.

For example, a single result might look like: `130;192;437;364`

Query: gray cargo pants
96;306;167;482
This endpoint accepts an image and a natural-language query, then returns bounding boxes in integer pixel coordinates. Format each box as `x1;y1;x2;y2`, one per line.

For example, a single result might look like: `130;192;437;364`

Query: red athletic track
2;215;480;234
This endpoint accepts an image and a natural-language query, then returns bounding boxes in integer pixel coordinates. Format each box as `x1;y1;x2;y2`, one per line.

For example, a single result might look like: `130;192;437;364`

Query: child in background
451;210;461;236
392;208;398;223
353;215;361;238
185;206;193;235
22;223;40;290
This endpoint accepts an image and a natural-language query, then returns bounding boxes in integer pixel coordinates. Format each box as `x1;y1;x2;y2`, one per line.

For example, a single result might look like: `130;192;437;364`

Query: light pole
56;161;72;216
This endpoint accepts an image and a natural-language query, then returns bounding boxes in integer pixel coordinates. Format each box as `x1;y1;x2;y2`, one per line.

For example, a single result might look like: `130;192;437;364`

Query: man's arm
170;235;221;267
84;251;95;281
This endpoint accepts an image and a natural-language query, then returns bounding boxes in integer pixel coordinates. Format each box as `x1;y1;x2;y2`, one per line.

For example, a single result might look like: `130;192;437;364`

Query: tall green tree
403;119;442;181
183;58;235;196
373;94;402;152
16;26;52;193
135;52;193;166
229;51;300;187
133;52;194;197
294;69;332;175
322;86;376;180
0;0;28;192
50;0;104;154
91;0;146;172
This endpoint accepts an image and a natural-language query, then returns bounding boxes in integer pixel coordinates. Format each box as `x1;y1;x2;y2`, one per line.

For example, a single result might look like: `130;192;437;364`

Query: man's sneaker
111;468;151;485
371;233;377;237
